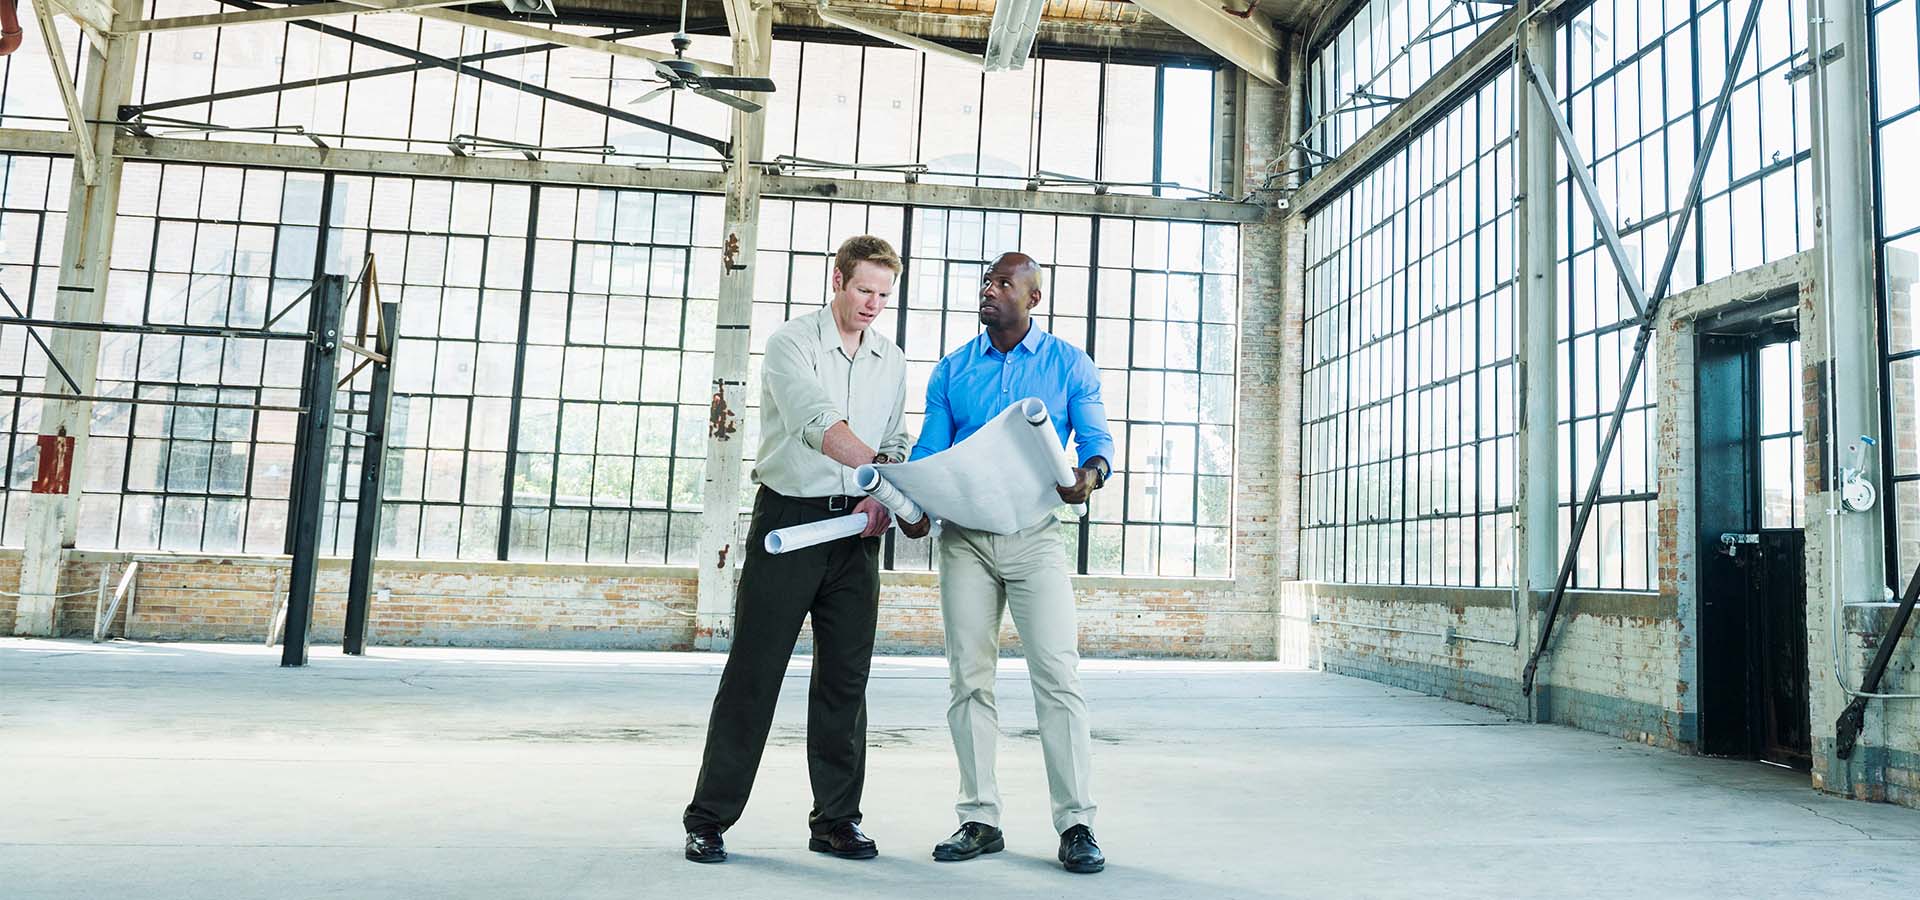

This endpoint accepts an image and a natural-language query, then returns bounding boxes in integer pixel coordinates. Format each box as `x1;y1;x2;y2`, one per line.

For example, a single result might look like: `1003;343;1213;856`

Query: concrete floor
2;640;1917;900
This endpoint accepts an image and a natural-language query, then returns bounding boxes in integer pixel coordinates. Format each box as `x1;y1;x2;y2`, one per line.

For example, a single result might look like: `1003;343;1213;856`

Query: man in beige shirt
683;235;923;864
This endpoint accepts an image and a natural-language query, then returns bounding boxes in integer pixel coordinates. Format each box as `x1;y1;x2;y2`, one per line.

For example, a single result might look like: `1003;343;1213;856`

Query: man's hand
898;515;931;539
853;496;893;538
1057;467;1098;506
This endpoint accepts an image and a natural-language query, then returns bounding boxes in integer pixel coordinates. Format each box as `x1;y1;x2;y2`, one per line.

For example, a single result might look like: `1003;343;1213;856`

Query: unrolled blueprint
863;398;1083;535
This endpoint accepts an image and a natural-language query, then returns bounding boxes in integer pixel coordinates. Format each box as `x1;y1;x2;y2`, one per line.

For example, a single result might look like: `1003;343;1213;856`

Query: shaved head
991;251;1041;290
978;251;1045;347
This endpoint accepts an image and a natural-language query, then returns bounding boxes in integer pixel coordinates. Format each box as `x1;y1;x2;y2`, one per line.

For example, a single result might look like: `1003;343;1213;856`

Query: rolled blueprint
856;464;926;525
1017;398;1089;519
764;512;870;554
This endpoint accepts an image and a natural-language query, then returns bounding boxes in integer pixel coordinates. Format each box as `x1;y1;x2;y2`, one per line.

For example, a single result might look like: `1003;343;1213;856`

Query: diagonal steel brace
1520;0;1767;697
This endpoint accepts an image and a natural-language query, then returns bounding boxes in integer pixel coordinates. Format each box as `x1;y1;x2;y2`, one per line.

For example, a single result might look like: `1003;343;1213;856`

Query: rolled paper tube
764;512;870;554
1017;398;1089;519
856;464;926;525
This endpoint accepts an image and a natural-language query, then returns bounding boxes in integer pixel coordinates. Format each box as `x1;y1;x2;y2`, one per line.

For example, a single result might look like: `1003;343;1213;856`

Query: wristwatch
1086;456;1111;490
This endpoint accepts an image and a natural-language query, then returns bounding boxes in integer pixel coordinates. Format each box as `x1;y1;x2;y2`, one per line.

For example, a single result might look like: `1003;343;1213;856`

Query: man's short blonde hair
833;235;903;283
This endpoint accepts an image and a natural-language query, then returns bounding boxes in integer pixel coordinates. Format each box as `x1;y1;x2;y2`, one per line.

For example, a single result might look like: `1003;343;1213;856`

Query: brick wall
0;550;1271;658
1279;582;1523;715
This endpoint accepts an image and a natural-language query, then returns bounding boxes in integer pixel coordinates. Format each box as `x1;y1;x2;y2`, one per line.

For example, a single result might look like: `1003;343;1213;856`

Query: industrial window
95;163;325;555
1553;0;1813;589
1873;0;1920;581
1308;0;1505;160
0;155;76;544
1756;339;1805;530
891;208;1094;572
1090;218;1240;577
0;16;1219;198
1300;74;1518;586
746;203;1239;578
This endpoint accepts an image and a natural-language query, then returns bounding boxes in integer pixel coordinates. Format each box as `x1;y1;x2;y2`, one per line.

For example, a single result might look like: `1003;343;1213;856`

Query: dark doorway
1696;313;1810;770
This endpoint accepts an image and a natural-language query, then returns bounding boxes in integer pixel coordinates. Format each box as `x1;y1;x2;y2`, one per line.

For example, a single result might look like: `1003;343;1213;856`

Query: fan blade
698;76;777;93
629;85;675;106
651;59;686;85
692;86;763;114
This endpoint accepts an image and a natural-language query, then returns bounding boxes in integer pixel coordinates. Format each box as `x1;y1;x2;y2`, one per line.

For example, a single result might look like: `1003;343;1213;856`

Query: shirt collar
976;323;1048;358
816;306;883;359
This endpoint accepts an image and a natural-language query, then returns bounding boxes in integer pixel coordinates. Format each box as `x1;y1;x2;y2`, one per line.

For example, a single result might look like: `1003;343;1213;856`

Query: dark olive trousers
682;487;881;836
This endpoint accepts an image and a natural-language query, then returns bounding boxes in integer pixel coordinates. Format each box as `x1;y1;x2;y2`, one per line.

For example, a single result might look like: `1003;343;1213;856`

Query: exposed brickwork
0;552;1271;658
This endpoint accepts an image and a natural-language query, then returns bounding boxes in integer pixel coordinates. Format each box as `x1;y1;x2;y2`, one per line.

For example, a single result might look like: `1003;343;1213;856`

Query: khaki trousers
938;517;1096;834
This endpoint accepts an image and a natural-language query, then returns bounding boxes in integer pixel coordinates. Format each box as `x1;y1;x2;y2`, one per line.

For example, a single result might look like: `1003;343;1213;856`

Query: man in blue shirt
911;251;1112;875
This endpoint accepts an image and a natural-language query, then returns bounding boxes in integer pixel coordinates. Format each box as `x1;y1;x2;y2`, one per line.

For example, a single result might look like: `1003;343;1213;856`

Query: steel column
1519;0;1767;696
1805;0;1897;770
1512;0;1559;717
343;300;399;656
497;187;540;561
284;173;338;557
282;274;345;668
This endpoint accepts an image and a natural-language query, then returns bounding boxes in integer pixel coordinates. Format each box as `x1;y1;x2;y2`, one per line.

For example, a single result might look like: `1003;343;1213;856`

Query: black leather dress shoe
808;821;878;859
1058;824;1104;874
684;826;726;863
932;821;1005;861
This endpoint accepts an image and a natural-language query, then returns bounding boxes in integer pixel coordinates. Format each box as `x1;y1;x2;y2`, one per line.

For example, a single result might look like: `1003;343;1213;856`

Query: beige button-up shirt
753;306;911;498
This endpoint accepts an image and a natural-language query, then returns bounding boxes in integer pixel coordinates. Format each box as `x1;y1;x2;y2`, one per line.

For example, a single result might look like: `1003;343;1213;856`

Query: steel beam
119;0;478;33
0;129;1269;222
694;2;771;652
342;299;397;656
34;0;98;185
1128;0;1280;85
282;273;344;667
1121;0;1274;84
815;4;982;67
721;0;759;63
212;0;731;157
1520;0;1767;697
45;0;115;43
13;0;141;638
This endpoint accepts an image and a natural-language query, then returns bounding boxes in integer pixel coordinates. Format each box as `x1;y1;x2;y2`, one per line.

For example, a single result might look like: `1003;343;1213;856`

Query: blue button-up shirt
909;324;1116;467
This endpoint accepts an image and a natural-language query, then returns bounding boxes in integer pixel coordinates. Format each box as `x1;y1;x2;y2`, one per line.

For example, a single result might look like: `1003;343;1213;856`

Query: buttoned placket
841;338;859;496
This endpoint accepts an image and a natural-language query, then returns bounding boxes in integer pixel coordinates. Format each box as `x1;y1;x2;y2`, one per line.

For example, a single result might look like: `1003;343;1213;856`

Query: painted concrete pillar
15;1;142;636
694;4;774;651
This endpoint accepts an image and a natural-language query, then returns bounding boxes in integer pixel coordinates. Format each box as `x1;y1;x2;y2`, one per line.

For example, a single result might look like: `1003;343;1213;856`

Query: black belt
764;487;864;512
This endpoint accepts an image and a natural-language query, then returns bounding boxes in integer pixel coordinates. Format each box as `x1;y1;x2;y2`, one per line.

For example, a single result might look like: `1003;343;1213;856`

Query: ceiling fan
594;0;778;113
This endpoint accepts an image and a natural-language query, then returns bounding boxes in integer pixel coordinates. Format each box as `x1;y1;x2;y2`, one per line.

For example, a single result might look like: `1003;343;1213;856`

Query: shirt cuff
1077;444;1116;469
798;410;841;452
